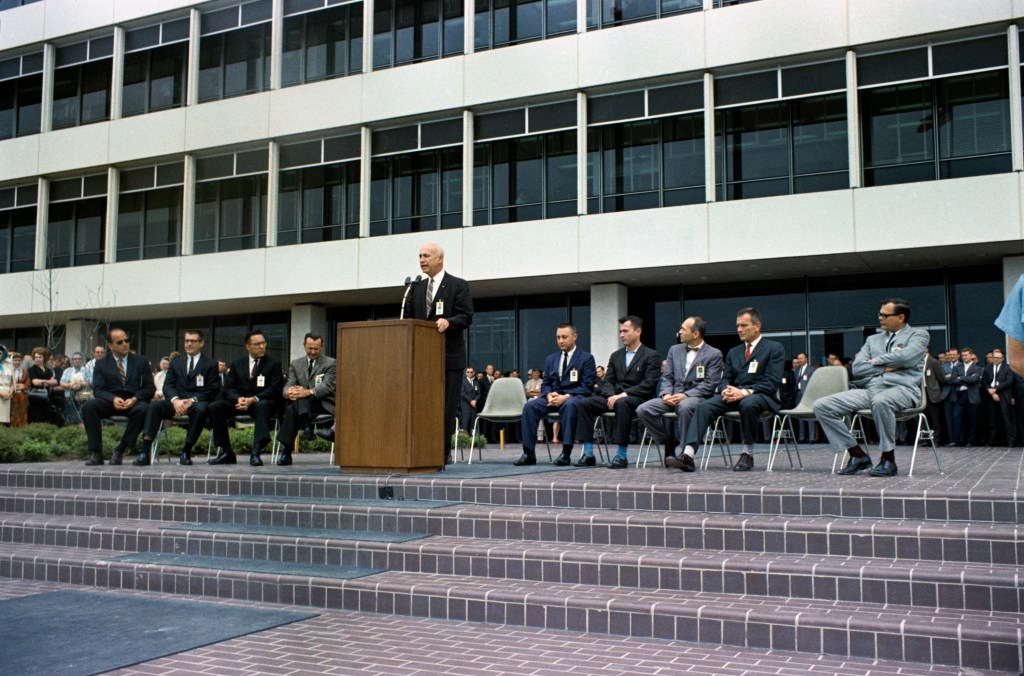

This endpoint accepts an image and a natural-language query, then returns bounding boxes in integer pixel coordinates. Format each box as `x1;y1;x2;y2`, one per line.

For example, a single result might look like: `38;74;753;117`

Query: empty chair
767;366;850;471
467;377;527;463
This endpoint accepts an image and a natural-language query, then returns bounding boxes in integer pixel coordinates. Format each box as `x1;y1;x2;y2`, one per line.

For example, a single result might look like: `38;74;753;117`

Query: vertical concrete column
576;92;587;216
1008;26;1023;172
359;126;372;237
63;319;93;357
577;0;587;33
1003;256;1024;297
589;283;628;367
41;43;54;133
846;50;862;188
290;304;327;361
362;0;374;74
110;26;125;120
104;167;119;264
34;178;49;270
267;141;280;247
186;8;201;107
703;72;715;202
462;110;474;227
702;0;714;9
464;0;475;54
271;0;284;89
181;155;196;256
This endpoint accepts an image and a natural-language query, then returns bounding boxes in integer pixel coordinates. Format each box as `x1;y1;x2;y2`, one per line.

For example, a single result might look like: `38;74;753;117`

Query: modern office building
0;0;1021;370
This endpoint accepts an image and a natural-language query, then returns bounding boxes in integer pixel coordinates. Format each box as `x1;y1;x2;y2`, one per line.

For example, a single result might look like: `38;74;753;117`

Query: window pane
121;51;148;117
80;59;112;124
861;82;934;182
144;187;181;259
149;43;186;111
10;208;35;272
937;70;1010;160
74;197;105;266
117;192;143;261
662;114;704;190
51;66;80;129
791;93;848;177
197;34;223;102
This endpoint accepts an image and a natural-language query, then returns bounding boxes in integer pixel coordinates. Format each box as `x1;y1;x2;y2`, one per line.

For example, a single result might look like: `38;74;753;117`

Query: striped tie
117;358;126;385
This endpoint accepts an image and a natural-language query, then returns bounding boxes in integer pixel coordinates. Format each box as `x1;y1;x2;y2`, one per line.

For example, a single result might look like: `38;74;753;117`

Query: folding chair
467;378;527;463
591;412;630;465
637;411;676;468
271;413;333;465
150;415;192;463
767;366;849;471
701;410;784;470
848;378;942;477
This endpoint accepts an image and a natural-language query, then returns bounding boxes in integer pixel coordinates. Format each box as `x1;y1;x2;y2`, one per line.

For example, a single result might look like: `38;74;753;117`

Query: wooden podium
334;319;445;474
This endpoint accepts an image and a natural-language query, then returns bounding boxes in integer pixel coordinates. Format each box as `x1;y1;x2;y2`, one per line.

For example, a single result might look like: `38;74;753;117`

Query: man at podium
403;242;474;464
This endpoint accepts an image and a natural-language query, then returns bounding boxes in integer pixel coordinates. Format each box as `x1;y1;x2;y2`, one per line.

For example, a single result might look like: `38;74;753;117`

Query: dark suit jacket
982;362;1016;396
163;353;221;402
403;271;474;371
947;360;982;404
793;364;814;403
224;355;284;403
599;343;661;400
924;355;943;404
541;349;597;397
92;353;155;404
461;376;480;408
284;355;337;415
720;338;784;401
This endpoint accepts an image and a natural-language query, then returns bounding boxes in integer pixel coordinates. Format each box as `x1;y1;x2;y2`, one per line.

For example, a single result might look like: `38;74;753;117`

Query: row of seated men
512;299;927;477
80;328;336;467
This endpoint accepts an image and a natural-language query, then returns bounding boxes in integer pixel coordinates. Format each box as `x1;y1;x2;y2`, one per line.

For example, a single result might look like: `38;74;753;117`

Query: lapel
621;347;634;376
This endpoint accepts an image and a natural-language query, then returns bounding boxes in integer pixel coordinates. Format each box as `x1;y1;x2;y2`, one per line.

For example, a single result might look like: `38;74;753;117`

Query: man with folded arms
637;316;723;472
81;328;155;466
678;308;784;472
208;329;283;466
812;298;929;477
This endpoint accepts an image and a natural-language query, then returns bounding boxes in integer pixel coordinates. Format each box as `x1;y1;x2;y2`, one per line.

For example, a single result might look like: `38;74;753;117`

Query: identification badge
925;369;931;377
435;300;444;315
196;375;204;386
782;377;788;384
893;345;902;352
747;360;758;375
695;365;705;380
256;375;265;387
314;374;324;386
569;369;578;383
803;374;808;381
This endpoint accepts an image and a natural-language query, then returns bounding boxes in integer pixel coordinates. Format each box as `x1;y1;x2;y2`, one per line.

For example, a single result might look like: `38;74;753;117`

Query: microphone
399;275;422;320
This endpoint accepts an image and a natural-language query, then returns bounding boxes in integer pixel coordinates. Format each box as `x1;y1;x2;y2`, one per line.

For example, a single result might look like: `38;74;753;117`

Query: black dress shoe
276;454;292;466
208;450;237;465
607;456;628;469
732;452;754;472
178;452;193;466
132;454;150;466
664;436;679;457
249;453;263;466
109;451;123;466
573;455;596;467
299;428;315;441
677;454;696;472
837;454;872;476
868;458;898;477
552;453;571;466
84;452;103;466
315;429;335;443
512;453;536;466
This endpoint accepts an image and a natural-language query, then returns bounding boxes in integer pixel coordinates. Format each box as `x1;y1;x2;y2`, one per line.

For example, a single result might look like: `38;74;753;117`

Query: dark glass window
47;197;105;268
373;0;464;70
369;147;462;235
194;175;268;253
587;113;704;213
278;161;360;244
0;204;35;273
587;0;700;30
0;0;44;9
122;42;188;116
474;130;576;225
0;73;41;139
715;93;848;200
282;3;363;86
198;23;272;102
117;186;182;261
862;71;1011;186
51;59;112;129
474;0;575;51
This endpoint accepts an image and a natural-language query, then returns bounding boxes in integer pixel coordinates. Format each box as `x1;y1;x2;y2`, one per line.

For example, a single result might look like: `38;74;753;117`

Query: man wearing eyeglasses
208;329;283;466
80;328;155;466
812;298;930;477
136;329;221;466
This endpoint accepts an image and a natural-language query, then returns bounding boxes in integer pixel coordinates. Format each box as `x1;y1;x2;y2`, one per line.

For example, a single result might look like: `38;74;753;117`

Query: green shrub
23;423;58;444
53;426;89;458
0;427;25;462
20;438;52;462
102;424;126;450
452;432;487;450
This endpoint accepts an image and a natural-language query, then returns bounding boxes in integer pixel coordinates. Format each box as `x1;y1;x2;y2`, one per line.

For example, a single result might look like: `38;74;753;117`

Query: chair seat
723;410;776;421
778;404;815;418
170;415;190;425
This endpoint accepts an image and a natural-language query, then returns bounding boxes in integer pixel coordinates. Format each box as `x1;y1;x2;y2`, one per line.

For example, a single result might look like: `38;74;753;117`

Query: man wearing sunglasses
80;328;155;466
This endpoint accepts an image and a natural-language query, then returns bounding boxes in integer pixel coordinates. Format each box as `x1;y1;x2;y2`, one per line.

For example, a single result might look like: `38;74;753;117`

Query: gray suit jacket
851;325;929;401
658;342;724;400
284;355;337;415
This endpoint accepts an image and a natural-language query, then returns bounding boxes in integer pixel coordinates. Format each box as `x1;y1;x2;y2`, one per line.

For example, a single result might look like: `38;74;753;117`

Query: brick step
1;487;1019;565
0;542;1019;671
2;465;1019;524
1;512;1020;613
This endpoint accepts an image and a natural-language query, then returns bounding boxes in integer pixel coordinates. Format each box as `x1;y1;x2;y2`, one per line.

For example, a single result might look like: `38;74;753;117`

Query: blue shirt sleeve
995;274;1024;343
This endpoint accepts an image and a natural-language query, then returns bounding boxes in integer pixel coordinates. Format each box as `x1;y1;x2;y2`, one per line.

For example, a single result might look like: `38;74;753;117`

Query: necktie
426;277;434;315
744;343;751;361
560;352;567;377
307;359;314;380
187;357;194;379
885;333;895;352
117;358;126;385
251;358;259;379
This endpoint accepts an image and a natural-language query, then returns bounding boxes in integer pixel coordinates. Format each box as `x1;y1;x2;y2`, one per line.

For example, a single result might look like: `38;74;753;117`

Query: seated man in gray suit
637;316;723;472
812;298;929;477
277;333;336;466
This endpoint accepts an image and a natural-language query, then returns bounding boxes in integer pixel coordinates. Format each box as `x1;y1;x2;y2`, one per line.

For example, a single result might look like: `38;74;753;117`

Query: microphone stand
399;275;421;320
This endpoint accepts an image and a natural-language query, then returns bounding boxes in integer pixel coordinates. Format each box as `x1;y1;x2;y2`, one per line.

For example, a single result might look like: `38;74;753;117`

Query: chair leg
767;415;785;471
270;419;280;465
468;418;480;465
777;416;798;470
452;417;461;464
790;417;803;469
923;414;943;474
638;428;651;468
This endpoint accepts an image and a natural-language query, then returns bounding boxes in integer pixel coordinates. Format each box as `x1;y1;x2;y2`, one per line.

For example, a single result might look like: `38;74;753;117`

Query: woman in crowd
7;352;29;428
27;346;61;425
0;345;13;426
60;351;90;425
152;356;170;400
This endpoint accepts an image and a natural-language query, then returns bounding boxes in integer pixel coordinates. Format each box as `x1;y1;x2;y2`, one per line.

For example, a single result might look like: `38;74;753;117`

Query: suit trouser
520;396;583;454
925;398;946;446
996;396;1017;446
278;397;329;452
575;394;644;446
636;396;705;451
459;405;476;434
81;398;148;453
143;399;211;448
210;398;277;452
443;369;461;453
951;391;978;446
942;396;955;444
812;384;919;455
683;393;779;448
